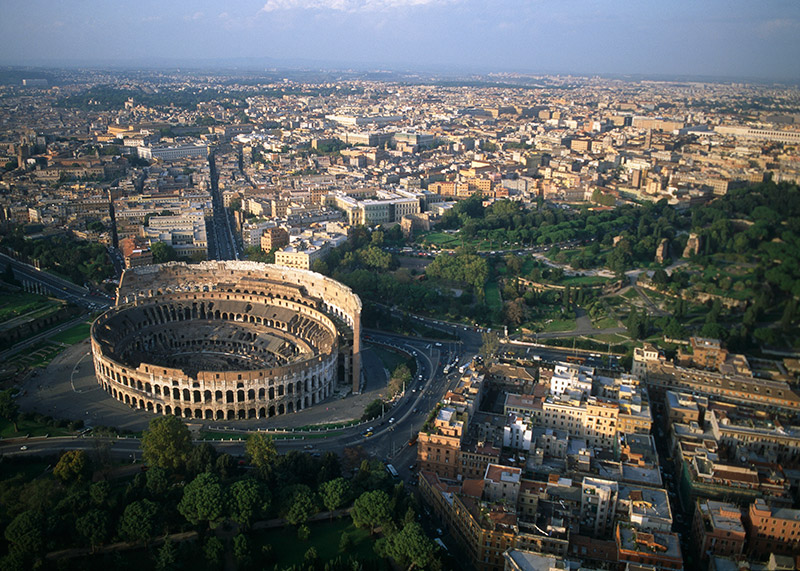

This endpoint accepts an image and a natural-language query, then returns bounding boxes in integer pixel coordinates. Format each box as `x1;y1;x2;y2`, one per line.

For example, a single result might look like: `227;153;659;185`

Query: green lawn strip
0;418;72;438
421;232;460;248
592;316;619;329
484;280;502;312
49;321;92;345
622;289;639;300
199;431;333;441
0;292;59;323
252;519;376;568
559;275;611;287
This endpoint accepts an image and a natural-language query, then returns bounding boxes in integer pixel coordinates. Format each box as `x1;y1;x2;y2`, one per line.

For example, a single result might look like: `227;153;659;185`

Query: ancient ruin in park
90;261;361;420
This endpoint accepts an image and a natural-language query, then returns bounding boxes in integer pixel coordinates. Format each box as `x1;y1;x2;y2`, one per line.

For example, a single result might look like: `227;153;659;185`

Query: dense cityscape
1;54;800;571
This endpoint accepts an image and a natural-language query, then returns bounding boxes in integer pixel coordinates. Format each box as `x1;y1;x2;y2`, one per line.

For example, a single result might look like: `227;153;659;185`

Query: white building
503;414;533;451
581;477;619;538
138;144;208;161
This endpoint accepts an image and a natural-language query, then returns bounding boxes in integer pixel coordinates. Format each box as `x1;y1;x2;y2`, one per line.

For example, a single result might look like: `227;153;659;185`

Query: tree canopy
351;489;392;534
141;416;193;471
178;472;227;528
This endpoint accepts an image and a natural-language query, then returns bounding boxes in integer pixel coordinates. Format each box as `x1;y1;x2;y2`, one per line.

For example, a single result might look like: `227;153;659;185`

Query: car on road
388;417;395;424
19;446;28;451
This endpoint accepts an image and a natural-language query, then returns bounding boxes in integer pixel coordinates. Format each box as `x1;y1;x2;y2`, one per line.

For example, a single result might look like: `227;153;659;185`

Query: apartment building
746;499;800;559
691;500;746;562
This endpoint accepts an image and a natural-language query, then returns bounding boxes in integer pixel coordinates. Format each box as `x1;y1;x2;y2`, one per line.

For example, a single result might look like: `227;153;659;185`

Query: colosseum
90;261;361;421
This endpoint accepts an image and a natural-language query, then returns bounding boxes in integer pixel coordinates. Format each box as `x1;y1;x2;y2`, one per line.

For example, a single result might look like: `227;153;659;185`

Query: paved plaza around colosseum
19;336;391;432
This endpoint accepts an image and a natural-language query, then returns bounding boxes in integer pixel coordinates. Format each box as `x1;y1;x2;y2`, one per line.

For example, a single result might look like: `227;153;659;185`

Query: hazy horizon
1;1;799;82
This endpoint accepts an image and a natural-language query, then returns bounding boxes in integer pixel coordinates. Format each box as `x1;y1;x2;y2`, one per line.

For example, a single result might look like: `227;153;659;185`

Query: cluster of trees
425;248;489;299
0;229;113;285
437;195;679;262
691;182;800;299
387;363;413;397
641;182;800;349
1;417;440;571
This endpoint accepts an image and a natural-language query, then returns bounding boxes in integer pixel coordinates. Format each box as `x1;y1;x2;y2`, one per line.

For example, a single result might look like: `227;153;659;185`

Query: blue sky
1;0;799;79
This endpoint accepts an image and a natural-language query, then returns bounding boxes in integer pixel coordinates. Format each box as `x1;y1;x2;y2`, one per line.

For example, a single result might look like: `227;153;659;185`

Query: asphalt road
0;253;112;312
6;301;624;497
207;151;239;261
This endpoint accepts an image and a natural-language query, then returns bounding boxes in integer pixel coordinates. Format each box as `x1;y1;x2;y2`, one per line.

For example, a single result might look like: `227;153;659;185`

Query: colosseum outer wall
91;261;362;421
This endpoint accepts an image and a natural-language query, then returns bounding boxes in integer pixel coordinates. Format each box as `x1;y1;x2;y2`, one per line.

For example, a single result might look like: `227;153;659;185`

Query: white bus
385;464;399;478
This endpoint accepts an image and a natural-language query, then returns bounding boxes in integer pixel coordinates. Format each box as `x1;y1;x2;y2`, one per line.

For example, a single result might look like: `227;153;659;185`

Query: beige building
274;241;329;270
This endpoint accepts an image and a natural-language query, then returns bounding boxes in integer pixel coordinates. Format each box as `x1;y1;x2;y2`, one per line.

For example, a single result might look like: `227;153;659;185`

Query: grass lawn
253;518;377;568
50;321;92;344
559;275;612;287
199;431;332;441
592;316;618;329
0;291;60;323
0;418;71;438
421;232;460;248
622;289;639;300
484;280;502;312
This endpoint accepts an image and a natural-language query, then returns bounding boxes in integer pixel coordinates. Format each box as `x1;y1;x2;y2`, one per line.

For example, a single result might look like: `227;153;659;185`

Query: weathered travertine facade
90;261;361;420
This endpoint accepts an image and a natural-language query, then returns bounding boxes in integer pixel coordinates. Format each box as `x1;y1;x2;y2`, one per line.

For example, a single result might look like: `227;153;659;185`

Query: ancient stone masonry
90;261;361;420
